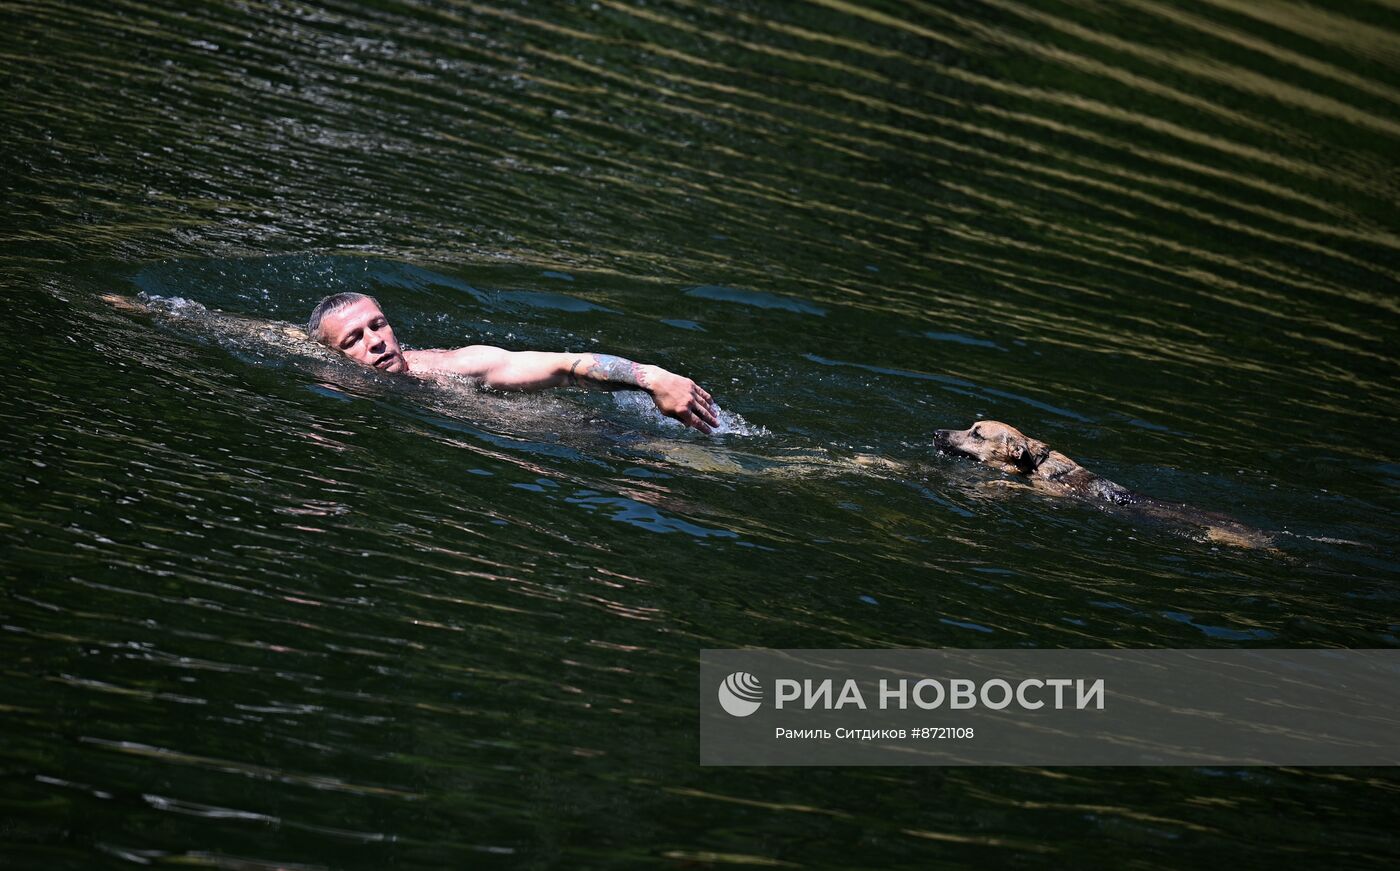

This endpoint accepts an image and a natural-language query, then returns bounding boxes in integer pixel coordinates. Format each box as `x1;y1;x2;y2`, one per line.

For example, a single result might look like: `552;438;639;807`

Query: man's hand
100;293;147;313
642;365;719;433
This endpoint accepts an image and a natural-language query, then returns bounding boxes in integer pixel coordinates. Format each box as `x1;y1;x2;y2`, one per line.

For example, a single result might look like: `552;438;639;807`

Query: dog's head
934;420;1051;475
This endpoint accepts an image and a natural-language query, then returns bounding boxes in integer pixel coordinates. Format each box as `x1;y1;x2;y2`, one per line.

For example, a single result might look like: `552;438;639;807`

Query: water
3;0;1398;867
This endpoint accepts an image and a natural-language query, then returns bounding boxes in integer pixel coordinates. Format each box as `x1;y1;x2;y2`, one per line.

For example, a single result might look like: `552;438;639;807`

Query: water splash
609;389;769;437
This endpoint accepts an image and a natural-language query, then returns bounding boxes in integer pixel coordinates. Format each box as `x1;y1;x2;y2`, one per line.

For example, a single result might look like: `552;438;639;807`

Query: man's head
307;292;407;374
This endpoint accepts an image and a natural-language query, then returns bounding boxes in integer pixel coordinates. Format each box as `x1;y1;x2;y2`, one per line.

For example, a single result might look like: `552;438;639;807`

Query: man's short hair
307;292;378;344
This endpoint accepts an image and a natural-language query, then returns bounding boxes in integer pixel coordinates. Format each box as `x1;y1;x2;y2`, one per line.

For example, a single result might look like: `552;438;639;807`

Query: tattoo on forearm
570;354;649;391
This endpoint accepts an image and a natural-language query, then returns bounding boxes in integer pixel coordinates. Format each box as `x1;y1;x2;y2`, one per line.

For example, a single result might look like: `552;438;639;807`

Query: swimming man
307;292;719;432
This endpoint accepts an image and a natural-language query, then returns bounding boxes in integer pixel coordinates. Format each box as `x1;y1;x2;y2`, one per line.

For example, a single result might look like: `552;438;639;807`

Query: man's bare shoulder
403;345;507;376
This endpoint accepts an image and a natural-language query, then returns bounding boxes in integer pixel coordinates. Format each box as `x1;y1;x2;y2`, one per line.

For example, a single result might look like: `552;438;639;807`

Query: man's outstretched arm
100;294;308;339
404;346;719;432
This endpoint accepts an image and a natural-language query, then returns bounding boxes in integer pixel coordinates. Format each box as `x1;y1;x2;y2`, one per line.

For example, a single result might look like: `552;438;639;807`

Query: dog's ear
1013;439;1049;474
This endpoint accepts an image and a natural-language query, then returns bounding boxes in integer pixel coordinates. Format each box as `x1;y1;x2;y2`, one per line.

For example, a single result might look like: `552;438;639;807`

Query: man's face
320;298;407;374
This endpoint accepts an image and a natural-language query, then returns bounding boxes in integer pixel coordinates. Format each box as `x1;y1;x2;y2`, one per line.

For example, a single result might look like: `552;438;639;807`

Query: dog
934;421;1274;549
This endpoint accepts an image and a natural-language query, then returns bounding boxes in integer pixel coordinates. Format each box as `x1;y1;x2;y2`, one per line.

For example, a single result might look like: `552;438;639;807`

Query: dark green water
3;0;1399;867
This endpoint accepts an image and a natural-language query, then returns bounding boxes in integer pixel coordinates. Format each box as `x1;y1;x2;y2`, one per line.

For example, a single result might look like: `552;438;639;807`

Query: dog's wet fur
934;421;1274;549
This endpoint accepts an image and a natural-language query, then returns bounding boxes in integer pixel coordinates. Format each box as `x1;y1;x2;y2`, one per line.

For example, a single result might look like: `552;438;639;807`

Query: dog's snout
933;429;952;446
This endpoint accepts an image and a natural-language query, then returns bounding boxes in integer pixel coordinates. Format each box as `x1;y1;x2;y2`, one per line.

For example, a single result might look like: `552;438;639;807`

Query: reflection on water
2;0;1398;868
